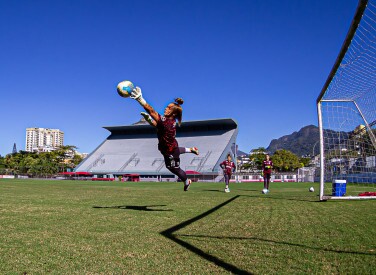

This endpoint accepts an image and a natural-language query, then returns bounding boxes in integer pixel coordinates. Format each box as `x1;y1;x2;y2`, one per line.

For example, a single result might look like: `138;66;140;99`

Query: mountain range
266;125;320;157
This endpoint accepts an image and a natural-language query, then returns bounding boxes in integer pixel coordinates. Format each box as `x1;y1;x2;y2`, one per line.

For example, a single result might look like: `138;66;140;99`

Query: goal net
317;0;376;200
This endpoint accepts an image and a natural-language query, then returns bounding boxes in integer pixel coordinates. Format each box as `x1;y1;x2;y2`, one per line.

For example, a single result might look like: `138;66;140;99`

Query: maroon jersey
156;114;178;155
220;160;236;175
262;160;273;174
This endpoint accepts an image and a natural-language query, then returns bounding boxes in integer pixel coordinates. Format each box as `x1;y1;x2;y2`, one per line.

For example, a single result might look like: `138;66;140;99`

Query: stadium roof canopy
103;118;237;137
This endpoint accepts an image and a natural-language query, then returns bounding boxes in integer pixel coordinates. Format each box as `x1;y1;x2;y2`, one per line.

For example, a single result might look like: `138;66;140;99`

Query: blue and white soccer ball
309;187;315;192
262;188;268;194
117;80;134;98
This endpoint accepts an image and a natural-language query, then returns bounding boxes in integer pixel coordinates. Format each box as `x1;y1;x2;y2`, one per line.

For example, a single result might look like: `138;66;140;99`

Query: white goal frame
317;0;376;200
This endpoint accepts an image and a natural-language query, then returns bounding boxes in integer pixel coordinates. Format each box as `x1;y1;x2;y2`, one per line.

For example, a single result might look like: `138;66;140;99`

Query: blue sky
0;0;358;156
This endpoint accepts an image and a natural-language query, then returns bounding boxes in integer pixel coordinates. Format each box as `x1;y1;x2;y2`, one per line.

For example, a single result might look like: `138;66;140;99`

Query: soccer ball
262;188;268;194
117;80;134;98
309;187;314;192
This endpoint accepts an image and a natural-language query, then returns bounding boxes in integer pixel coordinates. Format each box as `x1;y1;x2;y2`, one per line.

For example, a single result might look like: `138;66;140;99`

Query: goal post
317;0;376;200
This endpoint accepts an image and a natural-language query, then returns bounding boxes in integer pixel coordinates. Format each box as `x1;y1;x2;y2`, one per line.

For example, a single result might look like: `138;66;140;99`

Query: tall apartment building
25;128;64;152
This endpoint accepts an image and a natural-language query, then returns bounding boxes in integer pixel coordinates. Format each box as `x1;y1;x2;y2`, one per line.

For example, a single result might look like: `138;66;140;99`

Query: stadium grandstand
74;118;238;182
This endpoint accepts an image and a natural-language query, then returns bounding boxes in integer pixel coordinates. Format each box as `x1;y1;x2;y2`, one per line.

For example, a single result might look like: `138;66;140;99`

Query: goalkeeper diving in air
130;86;199;191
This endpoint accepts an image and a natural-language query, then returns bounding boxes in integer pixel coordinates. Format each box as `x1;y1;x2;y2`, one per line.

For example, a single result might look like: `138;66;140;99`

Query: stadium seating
75;118;238;180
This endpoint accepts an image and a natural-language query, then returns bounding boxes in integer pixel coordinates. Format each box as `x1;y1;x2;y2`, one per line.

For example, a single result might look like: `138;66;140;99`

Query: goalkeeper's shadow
92;204;173;211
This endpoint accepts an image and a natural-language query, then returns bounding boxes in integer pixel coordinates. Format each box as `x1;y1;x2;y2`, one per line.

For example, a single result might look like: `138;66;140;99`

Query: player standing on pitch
262;154;273;193
130;86;199;191
220;154;236;193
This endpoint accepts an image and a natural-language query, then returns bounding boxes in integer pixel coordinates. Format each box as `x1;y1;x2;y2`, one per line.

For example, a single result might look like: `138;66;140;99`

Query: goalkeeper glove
130;87;147;106
141;112;154;125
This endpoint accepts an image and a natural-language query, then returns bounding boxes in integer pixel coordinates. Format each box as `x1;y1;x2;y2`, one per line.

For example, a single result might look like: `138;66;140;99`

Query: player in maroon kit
130;86;199;191
262;154;273;193
220;154;236;193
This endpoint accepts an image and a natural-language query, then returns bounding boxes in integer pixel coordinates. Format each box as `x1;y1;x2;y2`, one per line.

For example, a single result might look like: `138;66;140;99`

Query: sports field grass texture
0;179;375;274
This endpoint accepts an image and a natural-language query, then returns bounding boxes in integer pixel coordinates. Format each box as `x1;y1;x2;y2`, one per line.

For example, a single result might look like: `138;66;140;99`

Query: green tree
272;149;301;172
239;162;252;171
19;155;37;174
0;155;5;174
299;157;311;168
249;147;266;170
28;153;59;177
70;154;83;166
53;145;77;161
53;145;80;172
3;145;82;176
4;153;22;174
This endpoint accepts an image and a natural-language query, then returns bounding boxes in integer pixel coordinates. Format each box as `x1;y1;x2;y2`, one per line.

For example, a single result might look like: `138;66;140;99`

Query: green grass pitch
0;179;375;274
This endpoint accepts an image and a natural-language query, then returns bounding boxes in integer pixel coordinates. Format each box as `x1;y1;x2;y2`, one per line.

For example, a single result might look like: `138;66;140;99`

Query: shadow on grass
175;234;376;256
202;189;224;193
236;187;262;193
203;189;260;193
93;205;173;211
160;195;252;275
240;194;318;203
200;188;318;202
235;188;262;192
